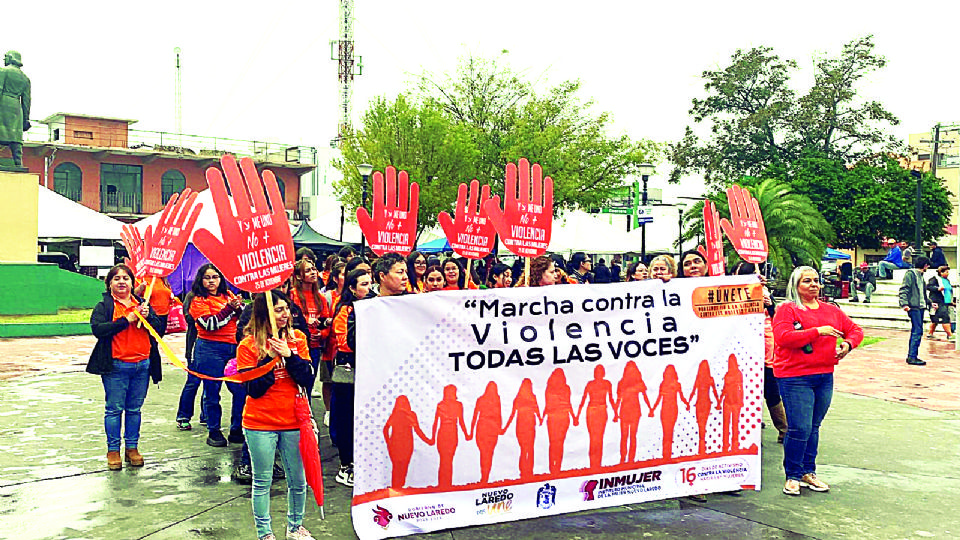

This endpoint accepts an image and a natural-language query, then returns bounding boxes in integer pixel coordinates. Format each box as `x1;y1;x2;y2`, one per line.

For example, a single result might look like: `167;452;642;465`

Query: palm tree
681;177;834;275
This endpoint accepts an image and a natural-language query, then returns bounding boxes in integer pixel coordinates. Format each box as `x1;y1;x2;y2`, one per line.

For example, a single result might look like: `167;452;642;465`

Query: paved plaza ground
0;328;958;539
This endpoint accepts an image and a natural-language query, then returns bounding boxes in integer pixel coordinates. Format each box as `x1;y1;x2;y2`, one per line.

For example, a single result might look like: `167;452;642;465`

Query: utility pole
919;124;956;249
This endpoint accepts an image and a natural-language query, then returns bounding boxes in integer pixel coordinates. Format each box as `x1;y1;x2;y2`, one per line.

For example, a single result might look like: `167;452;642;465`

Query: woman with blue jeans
87;264;164;470
237;291;316;540
773;266;863;496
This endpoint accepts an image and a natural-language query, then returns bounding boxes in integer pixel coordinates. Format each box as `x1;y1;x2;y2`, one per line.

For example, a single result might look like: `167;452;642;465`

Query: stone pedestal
0;170;39;263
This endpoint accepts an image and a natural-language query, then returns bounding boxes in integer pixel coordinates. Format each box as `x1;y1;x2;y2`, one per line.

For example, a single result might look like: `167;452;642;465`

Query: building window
100;163;142;213
276;176;286;207
73;130;94;139
161;169;186;204
53;162;82;202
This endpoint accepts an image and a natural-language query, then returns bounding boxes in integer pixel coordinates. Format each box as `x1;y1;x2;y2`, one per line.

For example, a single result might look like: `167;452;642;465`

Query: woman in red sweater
773;266;863;496
237;291;315;540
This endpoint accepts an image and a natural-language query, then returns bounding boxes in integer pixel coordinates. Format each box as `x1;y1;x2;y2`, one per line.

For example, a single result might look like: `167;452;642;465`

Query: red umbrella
294;390;325;518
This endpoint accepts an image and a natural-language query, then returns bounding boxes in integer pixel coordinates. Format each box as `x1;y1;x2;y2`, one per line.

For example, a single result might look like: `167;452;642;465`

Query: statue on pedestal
0;51;31;170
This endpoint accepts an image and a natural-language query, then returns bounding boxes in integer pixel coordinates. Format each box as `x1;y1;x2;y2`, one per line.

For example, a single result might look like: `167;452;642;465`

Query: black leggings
764;366;782;408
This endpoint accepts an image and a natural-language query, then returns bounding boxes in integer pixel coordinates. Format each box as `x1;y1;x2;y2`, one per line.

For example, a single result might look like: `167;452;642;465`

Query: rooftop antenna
330;0;363;148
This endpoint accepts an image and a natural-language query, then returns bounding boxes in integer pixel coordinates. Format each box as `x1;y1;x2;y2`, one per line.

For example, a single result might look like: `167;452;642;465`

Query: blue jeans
101;359;151;451
194;338;240;433
176;355;207;423
907;308;924;359
245;429;306;538
778;373;833;480
878;261;898;279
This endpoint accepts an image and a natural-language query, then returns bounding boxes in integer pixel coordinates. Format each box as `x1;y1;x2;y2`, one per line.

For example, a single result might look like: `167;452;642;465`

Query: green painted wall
0;322;89;338
0;263;104;315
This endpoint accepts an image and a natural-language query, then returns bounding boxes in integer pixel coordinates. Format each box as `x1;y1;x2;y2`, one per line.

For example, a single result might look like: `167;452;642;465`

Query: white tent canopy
38;186;125;241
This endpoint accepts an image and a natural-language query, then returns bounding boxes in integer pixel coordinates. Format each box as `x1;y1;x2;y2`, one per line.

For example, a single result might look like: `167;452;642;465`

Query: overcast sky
7;0;960;199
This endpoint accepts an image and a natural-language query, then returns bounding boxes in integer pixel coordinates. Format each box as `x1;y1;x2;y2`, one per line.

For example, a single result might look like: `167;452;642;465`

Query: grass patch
0;309;92;324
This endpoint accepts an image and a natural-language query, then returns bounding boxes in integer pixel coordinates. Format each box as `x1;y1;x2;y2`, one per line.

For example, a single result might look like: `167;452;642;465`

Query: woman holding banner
626;262;649;281
188;264;244;448
649;255;677;282
678;250;708;278
88;264;163;470
773;266;863;496
486;263;513;289
442;258;477;290
330;268;372;488
236;291;315;540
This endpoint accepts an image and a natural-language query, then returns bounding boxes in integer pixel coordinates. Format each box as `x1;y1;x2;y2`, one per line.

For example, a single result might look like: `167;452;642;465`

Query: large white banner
352;276;764;539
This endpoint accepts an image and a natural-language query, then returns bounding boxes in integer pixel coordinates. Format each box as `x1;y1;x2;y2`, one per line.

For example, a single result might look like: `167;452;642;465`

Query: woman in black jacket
87;264;164;470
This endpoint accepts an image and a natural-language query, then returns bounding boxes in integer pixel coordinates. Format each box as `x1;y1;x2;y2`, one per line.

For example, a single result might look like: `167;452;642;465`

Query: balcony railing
24;122;316;166
102;191;142;214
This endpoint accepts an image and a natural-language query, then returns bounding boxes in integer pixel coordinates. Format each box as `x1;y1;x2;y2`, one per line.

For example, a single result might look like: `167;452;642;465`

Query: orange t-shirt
111;299;151;362
238;329;310;431
333;305;354;353
189;294;238;343
137;278;176;316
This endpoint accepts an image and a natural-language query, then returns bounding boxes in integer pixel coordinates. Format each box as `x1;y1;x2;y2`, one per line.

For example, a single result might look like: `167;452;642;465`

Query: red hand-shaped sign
140;189;202;277
482;158;553;258
438;180;497;259
702;200;726;276
121;224;147;277
356;166;420;256
720;184;768;264
194;155;295;293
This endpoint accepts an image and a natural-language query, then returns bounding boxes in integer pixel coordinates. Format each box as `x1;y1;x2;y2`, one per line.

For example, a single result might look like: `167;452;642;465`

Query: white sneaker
323;410;330;427
335;464;354;487
286;525;315;540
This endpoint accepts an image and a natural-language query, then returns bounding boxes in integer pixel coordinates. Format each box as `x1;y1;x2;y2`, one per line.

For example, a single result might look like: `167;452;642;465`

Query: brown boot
770;402;788;444
125;448;144;467
107;451;122;470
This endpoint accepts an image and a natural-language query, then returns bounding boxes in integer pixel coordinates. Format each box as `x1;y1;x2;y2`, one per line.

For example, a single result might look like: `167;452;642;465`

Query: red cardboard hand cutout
194;155;295;292
702;200;726;276
141;189;202;277
720;185;768;264
438;180;497;259
482;158;553;258
121;224;147;277
356;166;420;256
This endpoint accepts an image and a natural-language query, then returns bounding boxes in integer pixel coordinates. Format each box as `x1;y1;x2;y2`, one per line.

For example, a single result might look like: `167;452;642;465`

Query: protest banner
350;276;764;539
720;185;768;264
193;155;295;333
357;166;420;256
702;200;726;276
483;159;553;259
438;179;497;260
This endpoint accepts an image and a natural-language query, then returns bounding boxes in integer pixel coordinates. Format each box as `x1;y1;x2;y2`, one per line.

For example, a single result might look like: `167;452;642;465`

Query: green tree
682;178;835;273
334;94;480;237
765;153;951;248
669;36;900;188
421;56;661;212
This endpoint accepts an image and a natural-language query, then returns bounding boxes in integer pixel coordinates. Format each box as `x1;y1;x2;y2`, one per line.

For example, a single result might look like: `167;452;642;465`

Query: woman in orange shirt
329;268;372;488
290;259;333;412
406;251;428;293
88;264;163;470
237;291;315;540
185;263;244;448
441;257;478;290
423;265;445;292
135;276;178;334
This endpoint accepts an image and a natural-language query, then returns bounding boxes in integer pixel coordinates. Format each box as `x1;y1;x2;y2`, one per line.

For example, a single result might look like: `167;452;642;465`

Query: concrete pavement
0;330;958;540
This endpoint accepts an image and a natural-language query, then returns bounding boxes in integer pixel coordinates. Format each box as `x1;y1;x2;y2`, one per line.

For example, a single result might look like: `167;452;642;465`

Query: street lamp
357;163;373;254
639;163;655;263
676;202;688;257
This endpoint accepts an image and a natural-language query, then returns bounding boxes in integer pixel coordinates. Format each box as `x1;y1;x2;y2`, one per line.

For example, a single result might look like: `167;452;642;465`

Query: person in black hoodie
87;264;164;470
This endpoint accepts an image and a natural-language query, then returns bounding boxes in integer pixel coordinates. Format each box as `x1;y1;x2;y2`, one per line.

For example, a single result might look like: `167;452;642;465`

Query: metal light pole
639;163;654;263
676;202;688;257
357;163;373;254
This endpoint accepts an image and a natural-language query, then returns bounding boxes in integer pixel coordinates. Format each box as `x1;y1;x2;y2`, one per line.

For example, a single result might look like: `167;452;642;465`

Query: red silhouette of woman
430;385;470;487
576;365;616;470
503;378;542;479
613;361;652;464
686;360;721;455
540;369;577;474
718;354;744;452
383;395;432;489
468;381;504;485
649;365;689;460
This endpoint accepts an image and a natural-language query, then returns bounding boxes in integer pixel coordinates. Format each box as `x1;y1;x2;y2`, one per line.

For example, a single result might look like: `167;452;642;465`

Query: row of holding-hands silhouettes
382;355;745;489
